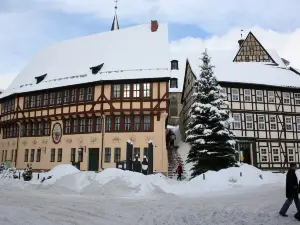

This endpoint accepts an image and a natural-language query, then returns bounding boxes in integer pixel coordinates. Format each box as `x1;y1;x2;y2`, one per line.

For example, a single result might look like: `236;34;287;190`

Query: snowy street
0;182;297;225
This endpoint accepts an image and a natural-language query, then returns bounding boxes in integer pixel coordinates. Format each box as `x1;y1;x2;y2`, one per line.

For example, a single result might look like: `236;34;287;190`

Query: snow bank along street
0;164;299;224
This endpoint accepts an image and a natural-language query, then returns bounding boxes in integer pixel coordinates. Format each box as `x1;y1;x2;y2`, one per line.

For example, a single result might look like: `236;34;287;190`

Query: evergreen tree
186;50;238;178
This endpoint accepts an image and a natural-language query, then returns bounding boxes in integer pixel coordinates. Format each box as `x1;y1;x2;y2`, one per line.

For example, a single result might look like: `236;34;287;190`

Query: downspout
100;115;105;170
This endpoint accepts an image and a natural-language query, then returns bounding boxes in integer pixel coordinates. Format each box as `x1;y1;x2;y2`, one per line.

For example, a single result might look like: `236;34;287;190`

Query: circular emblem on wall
52;122;62;144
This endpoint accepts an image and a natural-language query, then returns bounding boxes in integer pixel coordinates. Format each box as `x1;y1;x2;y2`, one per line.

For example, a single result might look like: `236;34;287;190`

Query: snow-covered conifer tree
186;50;238;178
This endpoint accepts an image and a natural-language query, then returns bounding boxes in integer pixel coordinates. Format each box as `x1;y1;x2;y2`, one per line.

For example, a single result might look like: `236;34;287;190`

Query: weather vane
241;29;244;39
114;0;118;12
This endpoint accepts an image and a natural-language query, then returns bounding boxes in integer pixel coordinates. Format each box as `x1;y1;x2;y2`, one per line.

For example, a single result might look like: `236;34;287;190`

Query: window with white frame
258;115;265;130
295;93;300;105
232;88;239;101
285;117;293;131
296;117;300;131
272;148;280;162
288;148;295;162
260;148;268;162
246;114;253;129
233;114;241;129
268;91;275;103
244;89;251;102
256;90;263;102
283;92;290;104
269;116;277;130
220;87;227;100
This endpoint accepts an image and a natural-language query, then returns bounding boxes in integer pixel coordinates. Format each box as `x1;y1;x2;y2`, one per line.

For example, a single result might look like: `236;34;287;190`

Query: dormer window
170;78;178;88
90;63;104;75
171;60;179;70
35;74;47;84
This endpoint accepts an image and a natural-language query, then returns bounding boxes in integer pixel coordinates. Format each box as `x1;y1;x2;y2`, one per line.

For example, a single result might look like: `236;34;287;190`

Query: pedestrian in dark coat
279;163;300;217
176;163;183;181
141;156;149;175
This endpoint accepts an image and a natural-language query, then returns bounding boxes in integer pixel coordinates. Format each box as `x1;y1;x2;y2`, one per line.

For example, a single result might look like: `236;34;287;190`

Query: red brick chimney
151;20;158;32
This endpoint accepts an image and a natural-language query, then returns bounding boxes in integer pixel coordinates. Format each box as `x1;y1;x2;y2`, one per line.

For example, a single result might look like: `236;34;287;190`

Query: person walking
176;163;183;181
279;163;300;217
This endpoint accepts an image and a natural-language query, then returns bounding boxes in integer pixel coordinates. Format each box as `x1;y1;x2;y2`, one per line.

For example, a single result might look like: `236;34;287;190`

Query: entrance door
88;148;99;171
238;142;252;165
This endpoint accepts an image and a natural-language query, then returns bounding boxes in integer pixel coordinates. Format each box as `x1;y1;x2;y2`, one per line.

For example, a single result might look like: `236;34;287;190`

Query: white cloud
35;0;300;33
170;27;300;69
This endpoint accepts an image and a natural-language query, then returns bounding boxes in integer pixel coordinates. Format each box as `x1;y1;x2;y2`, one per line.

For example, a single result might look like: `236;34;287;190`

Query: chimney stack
151;20;158;32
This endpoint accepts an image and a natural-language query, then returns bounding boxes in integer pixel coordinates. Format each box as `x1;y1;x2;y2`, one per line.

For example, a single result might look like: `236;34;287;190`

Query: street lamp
77;148;83;170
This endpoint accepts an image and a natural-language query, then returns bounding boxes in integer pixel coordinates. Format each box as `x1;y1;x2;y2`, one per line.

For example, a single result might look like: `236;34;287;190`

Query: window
4;150;7;161
144;115;151;131
113;85;121;98
86;87;93;101
87;118;93;133
133;148;140;158
11;150;14;163
272;148;280;162
268;91;275;103
78;149;83;162
32;123;37;136
256;90;263;102
170;79;178;88
285;117;292;131
143;83;151;98
71;148;76;162
49;93;55;105
79;88;85;101
231;88;239;101
143;147;148;158
244;89;251;102
134;116;140;131
24;96;30;109
115;116;121;131
260;148;268;162
36;149;41;162
20;124;25;137
297;117;300;131
36;95;42;107
71;89;77;103
57;148;62;162
114;148;121;162
124;116;131;131
43;94;48;106
283;92;290;104
30;149;35;162
258;116;265;130
104;148;111;163
44;122;50;135
96;117;101;132
288;148;295;162
105;117;112;132
123;84;131;98
65;120;71;134
270;116;277;130
26;123;31;136
57;91;62;104
220;87;227;100
133;84;140;98
30;96;36;108
295;93;300;105
246;114;253;129
233;114;241;129
80;118;86;133
64;90;69;103
24;149;29;162
50;149;55;162
73;119;78;133
171;60;179;70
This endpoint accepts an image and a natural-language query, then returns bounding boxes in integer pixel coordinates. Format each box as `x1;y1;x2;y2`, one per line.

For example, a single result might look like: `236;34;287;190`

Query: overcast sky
1;0;300;89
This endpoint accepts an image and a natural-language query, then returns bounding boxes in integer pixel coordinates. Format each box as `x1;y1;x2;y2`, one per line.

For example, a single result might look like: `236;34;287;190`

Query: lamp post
78;148;83;170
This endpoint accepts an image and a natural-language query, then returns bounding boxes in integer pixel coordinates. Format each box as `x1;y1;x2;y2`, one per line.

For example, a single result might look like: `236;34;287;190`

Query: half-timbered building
0;20;171;174
180;31;300;171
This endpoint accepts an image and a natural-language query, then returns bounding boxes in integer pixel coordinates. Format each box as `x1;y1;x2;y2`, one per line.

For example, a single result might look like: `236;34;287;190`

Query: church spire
111;0;119;31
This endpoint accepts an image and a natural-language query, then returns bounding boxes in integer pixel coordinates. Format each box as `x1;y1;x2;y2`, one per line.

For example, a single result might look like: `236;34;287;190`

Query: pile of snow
177;142;193;179
0;164;286;197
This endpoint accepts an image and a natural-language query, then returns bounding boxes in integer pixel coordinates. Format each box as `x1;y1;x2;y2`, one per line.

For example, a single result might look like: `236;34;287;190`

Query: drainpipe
100;115;105;170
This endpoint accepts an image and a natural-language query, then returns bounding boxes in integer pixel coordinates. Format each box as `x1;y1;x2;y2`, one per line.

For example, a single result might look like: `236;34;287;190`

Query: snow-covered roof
1;23;170;99
187;50;300;89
